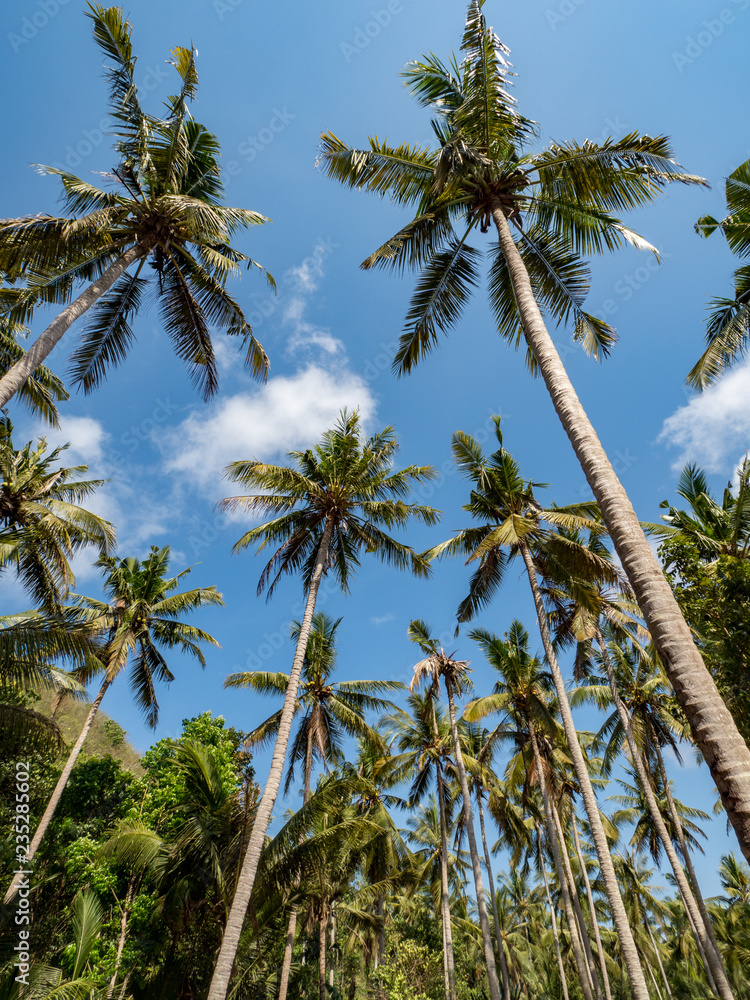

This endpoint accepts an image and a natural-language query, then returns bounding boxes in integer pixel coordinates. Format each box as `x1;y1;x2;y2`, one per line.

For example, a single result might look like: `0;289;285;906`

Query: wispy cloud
658;359;750;472
282;249;344;359
370;613;395;626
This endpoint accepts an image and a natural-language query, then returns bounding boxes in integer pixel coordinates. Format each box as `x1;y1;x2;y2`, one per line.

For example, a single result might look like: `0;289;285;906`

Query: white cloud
162;365;377;492
371;613;395;626
658;359;750;471
43;415;109;465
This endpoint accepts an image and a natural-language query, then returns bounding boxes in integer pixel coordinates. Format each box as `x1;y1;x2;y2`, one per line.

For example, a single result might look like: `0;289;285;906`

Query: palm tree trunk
550;798;603;1000
435;759;458;1000
278;906;299;1000
519;539;651;1000
4;674;111;904
491;201;750;864
537;823;571;1000
653;740;730;991
377;891;386;966
445;679;502;1000
645;919;673;1000
528;724;595;1000
477;789;512;1000
319;912;327;1000
329;909;335;989
208;516;335;1000
0;242;149;408
571;815;613;1000
596;633;733;1000
647;960;666;1000
278;747;315;1000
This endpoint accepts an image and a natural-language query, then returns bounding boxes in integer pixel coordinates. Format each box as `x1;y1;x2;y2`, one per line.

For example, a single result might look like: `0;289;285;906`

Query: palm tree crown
0;417;115;607
220;409;439;597
0;3;271;404
75;545;223;726
319;0;703;375
689;156;750;387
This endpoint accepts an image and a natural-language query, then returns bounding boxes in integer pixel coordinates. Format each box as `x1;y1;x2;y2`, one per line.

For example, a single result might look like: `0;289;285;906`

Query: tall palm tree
3;545;222;905
576;634;734;1000
458;727;522;1000
380;693;462;1000
466;622;598;1000
0;4;271;407
225;612;402;1000
430;420;652;999
0;417;115;608
408;620;502;1000
545;530;735;999
689;157;750;387
318;0;750;861
207;411;438;1000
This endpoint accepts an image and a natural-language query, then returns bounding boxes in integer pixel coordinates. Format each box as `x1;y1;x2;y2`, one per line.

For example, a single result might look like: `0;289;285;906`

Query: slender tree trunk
445;680;502;1000
645;919;673;1000
278;747;315;1000
0;242;150;408
596;633;732;1000
519;539;651;1000
329;910;335;989
571;815;613;1000
435;759;458;1000
528;724;594;1000
208;517;335;1000
106;880;135;1000
477;789;512;1000
550;798;603;1000
4;675;112;904
377;890;386;966
278;907;299;1000
647;961;666;1000
537;823;571;1000
319;911;327;1000
654;740;729;991
491;202;750;863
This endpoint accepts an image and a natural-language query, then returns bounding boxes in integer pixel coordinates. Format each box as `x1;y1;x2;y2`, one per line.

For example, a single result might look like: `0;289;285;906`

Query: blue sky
2;0;749;893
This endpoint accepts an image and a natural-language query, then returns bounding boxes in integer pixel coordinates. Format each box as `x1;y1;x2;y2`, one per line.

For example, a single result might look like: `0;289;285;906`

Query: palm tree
458;727;522;1000
0;4;271;407
3;545;222;905
407;620;502;1000
0;418;115;608
689;156;750;387
318;0;750;862
431;420;652;999
646;460;750;562
207;411;438;1000
225;612;402;1000
380;693;461;1000
466;622;599;1000
577;635;733;1000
